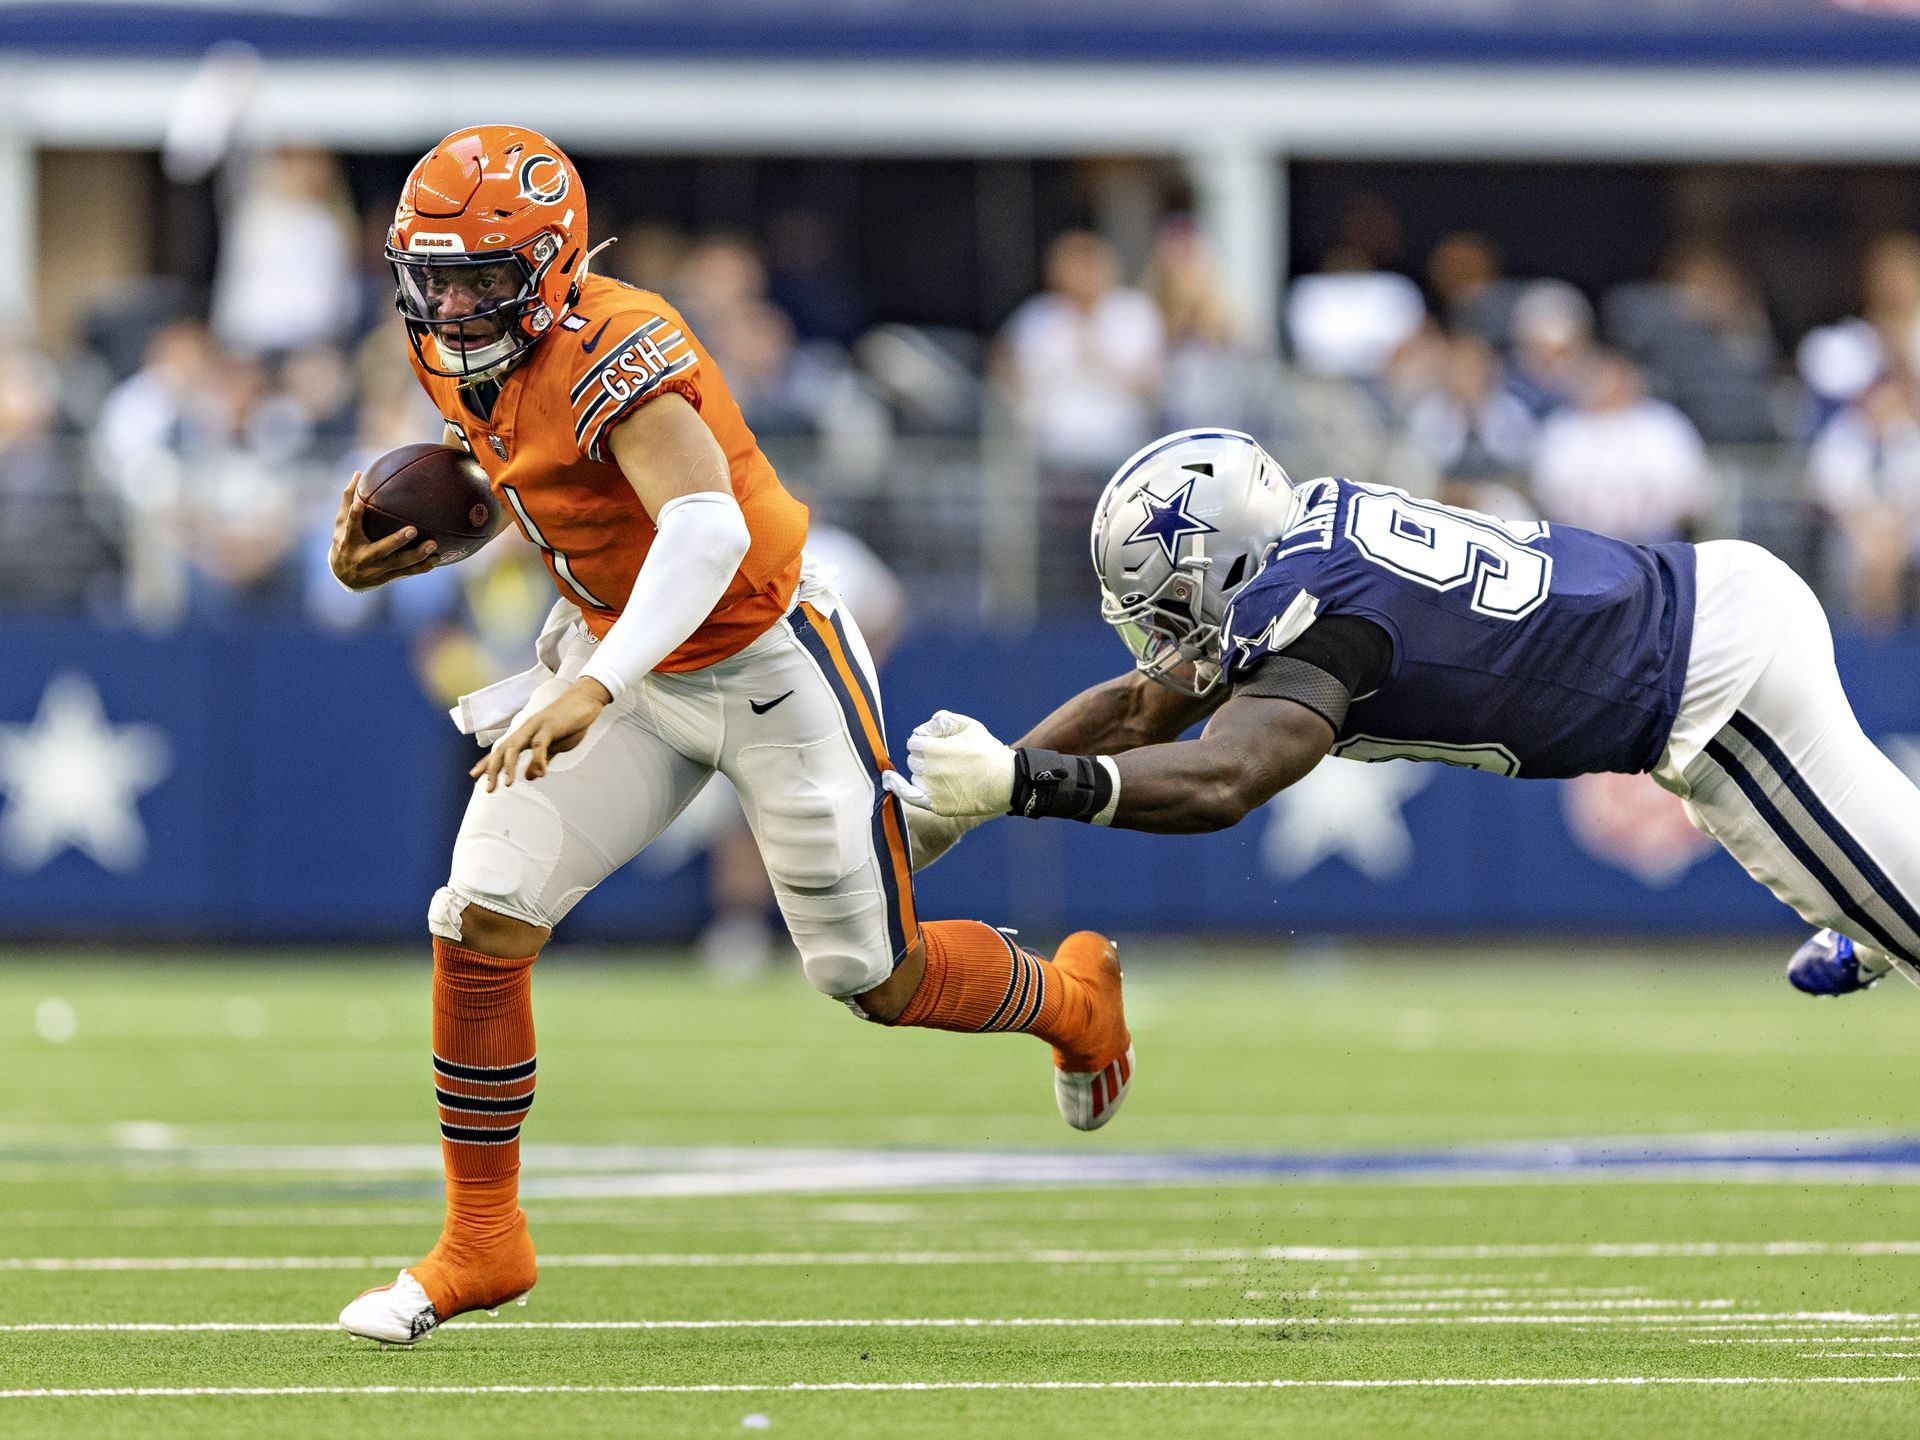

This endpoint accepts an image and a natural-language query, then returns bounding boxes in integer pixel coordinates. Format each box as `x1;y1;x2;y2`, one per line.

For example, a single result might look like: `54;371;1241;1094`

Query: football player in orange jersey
328;126;1132;1346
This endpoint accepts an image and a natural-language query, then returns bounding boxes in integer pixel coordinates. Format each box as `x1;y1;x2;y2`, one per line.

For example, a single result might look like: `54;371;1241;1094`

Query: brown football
355;443;504;564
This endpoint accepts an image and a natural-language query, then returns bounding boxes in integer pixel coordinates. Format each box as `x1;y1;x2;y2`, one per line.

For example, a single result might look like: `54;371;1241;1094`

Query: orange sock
896;919;1087;1047
409;937;539;1316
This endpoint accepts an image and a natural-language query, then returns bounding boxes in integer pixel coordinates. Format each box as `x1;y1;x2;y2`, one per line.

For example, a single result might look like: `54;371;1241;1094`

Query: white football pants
1653;539;1920;968
431;571;917;998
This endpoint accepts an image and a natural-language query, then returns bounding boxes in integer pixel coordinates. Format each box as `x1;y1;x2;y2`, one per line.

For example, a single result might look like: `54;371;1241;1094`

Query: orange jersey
407;274;808;670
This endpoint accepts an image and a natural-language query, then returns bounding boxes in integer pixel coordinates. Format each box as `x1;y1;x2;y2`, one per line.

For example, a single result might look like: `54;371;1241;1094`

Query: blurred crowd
10;147;1920;644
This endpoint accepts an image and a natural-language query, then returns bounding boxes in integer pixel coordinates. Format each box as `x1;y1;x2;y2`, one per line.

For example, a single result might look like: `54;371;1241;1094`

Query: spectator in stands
997;229;1163;607
1794;233;1920;435
170;350;308;618
1286;246;1426;385
673;233;771;338
1505;279;1596;418
278;344;359;451
697;297;823;438
607;221;691;295
211;147;359;358
765;208;867;347
1863;230;1920;380
1807;371;1920;627
93;320;219;623
1605;241;1777;444
1426;231;1517;346
1531;349;1714;544
670;233;880;458
0;337;113;609
1000;229;1164;471
1401;331;1538;513
1144;214;1252;431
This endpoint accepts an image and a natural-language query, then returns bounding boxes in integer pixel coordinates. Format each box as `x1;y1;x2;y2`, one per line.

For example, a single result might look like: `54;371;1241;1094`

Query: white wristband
1092;755;1122;826
577;490;751;701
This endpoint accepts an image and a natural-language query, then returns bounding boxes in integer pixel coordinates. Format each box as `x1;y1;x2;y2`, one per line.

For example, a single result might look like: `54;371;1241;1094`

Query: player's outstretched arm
894;670;1212;872
1102;696;1332;833
903;696;1333;835
1014;669;1220;754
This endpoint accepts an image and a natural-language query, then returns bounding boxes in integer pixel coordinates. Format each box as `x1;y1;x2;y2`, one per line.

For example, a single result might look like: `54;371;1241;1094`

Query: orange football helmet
387;125;588;382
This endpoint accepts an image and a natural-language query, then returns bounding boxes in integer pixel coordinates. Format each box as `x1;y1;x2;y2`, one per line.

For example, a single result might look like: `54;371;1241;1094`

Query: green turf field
5;943;1920;1438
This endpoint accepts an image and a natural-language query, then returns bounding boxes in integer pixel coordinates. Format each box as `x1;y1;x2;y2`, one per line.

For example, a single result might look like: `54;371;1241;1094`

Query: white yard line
1344;1299;1734;1313
1691;1336;1920;1345
9;1239;1920;1270
2;1313;1911;1332
5;1377;1918;1399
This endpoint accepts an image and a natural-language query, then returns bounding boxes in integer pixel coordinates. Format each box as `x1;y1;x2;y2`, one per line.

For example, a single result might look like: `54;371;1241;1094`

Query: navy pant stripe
789;605;913;965
1703;737;1918;965
1725;711;1920;955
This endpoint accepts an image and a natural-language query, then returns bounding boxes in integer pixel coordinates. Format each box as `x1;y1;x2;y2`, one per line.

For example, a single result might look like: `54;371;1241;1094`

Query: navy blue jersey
1220;477;1696;778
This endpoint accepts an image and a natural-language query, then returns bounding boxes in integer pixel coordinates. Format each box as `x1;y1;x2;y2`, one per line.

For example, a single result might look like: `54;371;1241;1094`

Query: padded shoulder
559;279;702;461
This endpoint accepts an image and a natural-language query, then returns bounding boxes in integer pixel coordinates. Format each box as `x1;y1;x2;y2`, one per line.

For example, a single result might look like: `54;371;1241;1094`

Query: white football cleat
339;1270;441;1346
1054;1045;1134;1132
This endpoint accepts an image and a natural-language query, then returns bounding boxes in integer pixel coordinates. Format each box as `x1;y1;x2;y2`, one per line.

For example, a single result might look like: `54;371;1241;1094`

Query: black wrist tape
1011;747;1114;822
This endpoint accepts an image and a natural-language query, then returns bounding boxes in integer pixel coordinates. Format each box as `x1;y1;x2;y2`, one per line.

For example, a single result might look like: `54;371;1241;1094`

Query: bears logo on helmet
387;125;589;384
516;154;570;205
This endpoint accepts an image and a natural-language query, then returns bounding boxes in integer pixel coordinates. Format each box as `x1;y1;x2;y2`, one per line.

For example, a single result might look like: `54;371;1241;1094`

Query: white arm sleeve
577;489;751;702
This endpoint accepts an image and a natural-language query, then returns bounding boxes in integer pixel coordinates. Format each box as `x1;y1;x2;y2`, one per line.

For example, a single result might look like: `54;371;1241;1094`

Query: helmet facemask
390;235;560;383
1100;561;1224;697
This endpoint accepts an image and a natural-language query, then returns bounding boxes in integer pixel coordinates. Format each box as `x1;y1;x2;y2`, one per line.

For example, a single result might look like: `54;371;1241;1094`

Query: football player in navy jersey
896;429;1920;998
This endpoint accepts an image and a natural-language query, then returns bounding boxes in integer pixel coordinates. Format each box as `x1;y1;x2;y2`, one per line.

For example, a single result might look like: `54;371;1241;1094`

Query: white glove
901;710;1017;818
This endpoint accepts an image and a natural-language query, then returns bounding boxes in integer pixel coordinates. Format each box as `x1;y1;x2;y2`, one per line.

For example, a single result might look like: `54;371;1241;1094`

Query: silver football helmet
1091;428;1294;696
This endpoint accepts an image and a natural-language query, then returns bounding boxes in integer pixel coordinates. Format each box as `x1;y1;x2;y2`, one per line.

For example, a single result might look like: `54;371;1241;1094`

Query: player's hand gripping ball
329;443;504;590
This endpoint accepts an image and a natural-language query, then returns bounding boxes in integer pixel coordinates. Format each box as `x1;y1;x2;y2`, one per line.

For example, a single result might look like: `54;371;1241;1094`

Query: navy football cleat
1787;929;1889;996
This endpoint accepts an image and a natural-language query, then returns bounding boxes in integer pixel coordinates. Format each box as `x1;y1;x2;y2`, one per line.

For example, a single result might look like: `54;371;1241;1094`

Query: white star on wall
1259;756;1431;882
0;672;171;874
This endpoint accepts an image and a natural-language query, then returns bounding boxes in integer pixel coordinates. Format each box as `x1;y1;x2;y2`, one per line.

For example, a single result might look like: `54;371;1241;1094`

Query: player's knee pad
801;947;888;1000
445;779;567;930
779;885;894;998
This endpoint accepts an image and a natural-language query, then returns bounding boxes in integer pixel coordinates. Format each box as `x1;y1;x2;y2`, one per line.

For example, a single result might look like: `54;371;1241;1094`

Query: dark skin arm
908;677;1334;834
1015;670;1333;831
1015;668;1221;754
1100;693;1335;832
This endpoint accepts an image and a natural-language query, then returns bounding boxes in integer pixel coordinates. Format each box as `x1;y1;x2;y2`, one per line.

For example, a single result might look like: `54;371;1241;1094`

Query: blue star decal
1124;476;1219;564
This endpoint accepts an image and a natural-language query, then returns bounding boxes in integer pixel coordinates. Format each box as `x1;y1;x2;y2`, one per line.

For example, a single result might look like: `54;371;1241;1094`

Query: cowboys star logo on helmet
1124;476;1219;564
1091;429;1294;697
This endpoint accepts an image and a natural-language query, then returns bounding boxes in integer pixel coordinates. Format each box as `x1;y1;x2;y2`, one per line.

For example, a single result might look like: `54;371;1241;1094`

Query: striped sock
895;918;1077;1041
410;938;538;1312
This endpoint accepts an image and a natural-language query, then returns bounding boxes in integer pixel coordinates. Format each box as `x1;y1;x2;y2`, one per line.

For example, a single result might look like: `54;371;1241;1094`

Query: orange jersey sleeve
406;275;808;670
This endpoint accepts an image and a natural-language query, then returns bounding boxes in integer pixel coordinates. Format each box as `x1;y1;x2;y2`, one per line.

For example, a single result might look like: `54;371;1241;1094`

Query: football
355;442;505;565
